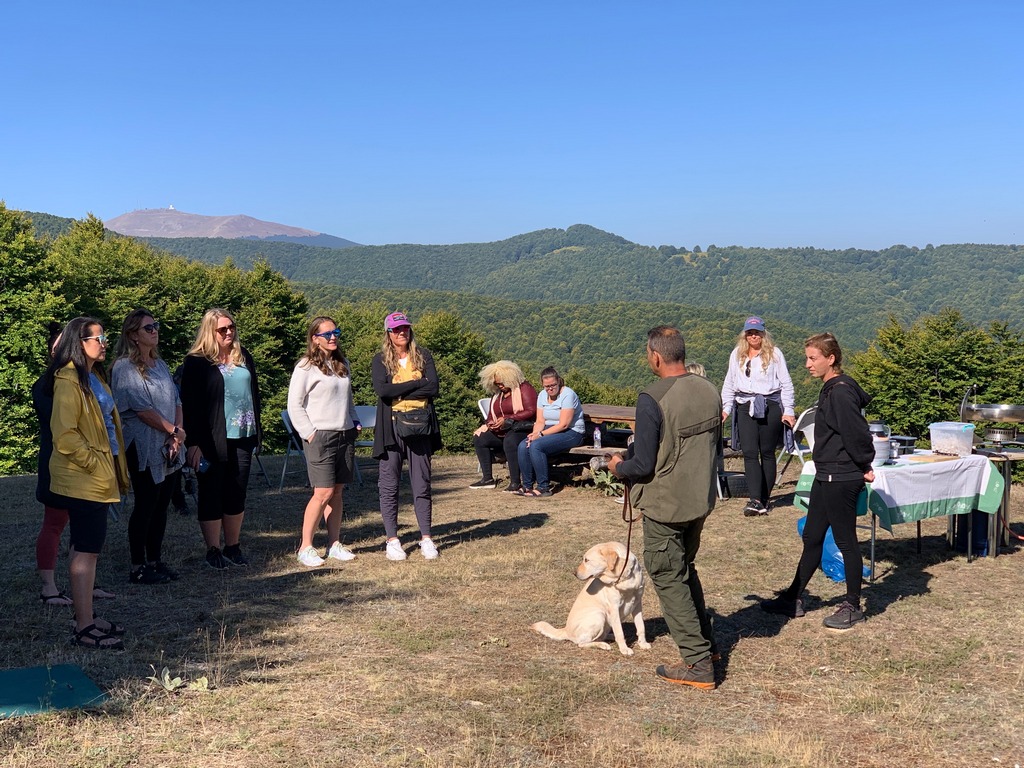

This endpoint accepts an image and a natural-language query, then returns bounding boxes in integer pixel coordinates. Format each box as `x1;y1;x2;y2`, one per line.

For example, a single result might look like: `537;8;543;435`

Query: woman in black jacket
761;332;874;631
181;309;262;569
372;312;441;561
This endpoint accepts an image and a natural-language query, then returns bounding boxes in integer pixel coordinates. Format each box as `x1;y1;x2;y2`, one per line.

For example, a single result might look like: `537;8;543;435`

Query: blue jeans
517;430;584;490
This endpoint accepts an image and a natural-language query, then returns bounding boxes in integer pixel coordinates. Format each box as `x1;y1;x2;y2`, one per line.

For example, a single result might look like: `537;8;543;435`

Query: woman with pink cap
371;312;442;561
721;316;796;516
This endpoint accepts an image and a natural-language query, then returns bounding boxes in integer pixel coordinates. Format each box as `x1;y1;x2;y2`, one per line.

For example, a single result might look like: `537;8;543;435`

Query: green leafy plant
147;666;184;692
592;468;625;497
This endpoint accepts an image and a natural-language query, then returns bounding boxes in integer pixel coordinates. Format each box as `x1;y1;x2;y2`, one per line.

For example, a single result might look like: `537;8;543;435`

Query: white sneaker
297;546;324;567
327;542;356;562
419;537;439;560
385;538;407;561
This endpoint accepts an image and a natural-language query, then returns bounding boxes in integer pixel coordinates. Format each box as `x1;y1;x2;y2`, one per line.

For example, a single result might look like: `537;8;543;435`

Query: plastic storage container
928;422;975;457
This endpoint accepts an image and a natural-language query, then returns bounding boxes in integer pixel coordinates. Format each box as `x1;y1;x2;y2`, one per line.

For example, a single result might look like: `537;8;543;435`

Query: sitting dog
532;541;651;656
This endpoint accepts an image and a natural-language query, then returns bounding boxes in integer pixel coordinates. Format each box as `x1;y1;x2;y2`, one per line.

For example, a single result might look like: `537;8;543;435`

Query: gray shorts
305;428;357;488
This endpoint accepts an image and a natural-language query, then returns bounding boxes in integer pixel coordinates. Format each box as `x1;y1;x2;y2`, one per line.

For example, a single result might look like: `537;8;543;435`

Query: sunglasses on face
83;334;108;345
215;324;236;336
387;326;411;335
315;329;342;340
141;321;160;334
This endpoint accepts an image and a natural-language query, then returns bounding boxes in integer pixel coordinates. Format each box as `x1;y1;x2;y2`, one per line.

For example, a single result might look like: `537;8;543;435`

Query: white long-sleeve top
287;359;360;441
720;347;796;417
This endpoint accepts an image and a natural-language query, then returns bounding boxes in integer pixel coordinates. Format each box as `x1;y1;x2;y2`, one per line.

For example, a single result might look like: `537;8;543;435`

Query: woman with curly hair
372;312;441;561
469;360;537;492
110;308;184;584
180;309;262;569
720;316;796;516
287;316;361;567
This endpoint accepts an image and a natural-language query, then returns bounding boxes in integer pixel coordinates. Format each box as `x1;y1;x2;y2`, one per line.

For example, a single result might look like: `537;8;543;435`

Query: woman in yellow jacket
45;317;129;650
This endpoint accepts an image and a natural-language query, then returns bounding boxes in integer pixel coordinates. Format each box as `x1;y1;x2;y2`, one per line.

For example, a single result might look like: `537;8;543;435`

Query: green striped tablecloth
793;454;1003;533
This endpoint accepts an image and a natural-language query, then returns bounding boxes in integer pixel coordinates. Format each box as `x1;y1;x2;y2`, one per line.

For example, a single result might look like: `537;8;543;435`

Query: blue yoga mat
0;664;107;718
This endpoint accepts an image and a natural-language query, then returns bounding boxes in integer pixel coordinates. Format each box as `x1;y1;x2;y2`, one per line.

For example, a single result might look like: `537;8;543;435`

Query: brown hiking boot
655;657;716;690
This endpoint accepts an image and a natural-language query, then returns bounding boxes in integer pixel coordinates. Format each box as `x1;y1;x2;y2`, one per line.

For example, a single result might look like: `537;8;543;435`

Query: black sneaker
205;546;230;570
823;601;865;630
468;478;498;490
654;656;716;690
153;562;180;581
222;545;249;567
757;501;770;516
743;499;762;517
129;564;171;584
760;594;806;618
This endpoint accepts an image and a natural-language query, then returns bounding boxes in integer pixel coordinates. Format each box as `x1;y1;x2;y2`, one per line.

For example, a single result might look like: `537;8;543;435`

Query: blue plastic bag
796;516;871;583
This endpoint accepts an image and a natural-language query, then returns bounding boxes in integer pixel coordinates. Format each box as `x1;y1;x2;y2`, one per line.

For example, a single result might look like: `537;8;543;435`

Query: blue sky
3;1;1021;249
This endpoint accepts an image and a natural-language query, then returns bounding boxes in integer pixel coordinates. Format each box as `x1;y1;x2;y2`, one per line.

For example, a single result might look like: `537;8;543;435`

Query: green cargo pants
642;514;714;665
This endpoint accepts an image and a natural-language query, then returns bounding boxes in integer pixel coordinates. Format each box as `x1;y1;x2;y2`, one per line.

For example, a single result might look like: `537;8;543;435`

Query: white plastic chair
352;405;377;485
279;410;308;491
478;397;491;420
776;405;817;482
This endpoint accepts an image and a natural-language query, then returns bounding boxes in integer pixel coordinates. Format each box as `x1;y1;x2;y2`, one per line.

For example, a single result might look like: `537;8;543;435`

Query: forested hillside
299;284;821;407
139;226;1023;349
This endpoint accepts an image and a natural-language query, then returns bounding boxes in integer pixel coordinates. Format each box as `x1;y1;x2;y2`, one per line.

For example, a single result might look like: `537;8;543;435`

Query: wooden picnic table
582;404;636;429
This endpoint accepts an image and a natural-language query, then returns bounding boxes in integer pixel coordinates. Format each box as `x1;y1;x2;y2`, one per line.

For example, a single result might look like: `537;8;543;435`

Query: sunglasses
744;360;751;377
83;334;108;345
315;329;342;340
142;321;160;334
387;326;411;334
215;324;236;336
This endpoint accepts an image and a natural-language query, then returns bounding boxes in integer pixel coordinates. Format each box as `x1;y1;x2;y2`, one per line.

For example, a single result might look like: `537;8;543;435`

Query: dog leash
614;479;642;585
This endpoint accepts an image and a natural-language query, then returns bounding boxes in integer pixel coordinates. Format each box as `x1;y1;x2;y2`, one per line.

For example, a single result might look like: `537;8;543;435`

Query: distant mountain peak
106;208;320;239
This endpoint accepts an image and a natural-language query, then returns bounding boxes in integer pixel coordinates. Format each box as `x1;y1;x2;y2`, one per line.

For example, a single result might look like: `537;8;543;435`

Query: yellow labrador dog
532;541;651;656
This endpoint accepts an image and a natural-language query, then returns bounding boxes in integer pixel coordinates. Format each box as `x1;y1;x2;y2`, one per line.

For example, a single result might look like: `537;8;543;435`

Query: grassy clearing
1;454;1023;767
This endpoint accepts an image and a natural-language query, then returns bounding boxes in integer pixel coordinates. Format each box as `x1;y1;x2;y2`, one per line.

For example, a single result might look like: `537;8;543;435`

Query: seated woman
469;361;537;492
516;367;585;497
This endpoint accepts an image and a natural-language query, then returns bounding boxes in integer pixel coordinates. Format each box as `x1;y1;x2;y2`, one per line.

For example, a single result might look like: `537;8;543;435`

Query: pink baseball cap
384;312;411;330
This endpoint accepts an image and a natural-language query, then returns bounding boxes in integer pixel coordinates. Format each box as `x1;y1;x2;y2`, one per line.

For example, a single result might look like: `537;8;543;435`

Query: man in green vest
608;326;722;689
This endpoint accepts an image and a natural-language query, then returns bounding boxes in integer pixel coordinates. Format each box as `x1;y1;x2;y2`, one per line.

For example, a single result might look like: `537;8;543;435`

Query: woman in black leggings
720;316;796;516
761;332;874;631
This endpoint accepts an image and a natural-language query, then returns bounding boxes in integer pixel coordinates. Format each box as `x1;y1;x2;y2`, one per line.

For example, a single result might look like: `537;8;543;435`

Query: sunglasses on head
215;324;236;336
315;329;342;340
141;321;160;334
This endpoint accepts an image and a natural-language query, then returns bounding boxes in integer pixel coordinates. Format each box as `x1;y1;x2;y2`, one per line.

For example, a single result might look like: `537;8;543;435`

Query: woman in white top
720;316;796;516
287;316;361;567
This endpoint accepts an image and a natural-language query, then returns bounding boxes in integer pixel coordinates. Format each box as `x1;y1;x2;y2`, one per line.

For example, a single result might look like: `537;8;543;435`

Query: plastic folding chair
352;405;376;485
776;405;817;482
279;410;308;491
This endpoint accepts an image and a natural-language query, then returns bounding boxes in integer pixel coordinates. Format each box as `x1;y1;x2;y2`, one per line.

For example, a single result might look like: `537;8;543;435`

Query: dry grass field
1;454;1023;768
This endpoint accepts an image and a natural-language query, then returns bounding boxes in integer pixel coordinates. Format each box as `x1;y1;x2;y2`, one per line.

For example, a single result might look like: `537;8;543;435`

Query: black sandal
40;591;73;607
71;623;124;650
69;616;126;637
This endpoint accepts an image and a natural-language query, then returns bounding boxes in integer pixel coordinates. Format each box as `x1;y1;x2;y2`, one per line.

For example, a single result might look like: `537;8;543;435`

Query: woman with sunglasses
516;367;585;497
45;317;129;649
372;312;441;561
720;316;796;516
110;309;184;585
180;309;262;569
287;316;361;567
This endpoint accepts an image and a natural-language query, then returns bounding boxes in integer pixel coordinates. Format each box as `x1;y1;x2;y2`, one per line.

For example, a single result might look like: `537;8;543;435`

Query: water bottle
198;458;210;473
593;426;602;449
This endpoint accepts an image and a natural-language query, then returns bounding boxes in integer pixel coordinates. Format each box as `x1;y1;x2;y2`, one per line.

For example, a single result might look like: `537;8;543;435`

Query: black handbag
393;407;433;438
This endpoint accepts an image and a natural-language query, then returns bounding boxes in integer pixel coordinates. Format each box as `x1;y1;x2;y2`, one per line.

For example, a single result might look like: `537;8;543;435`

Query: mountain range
104;208;360;248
